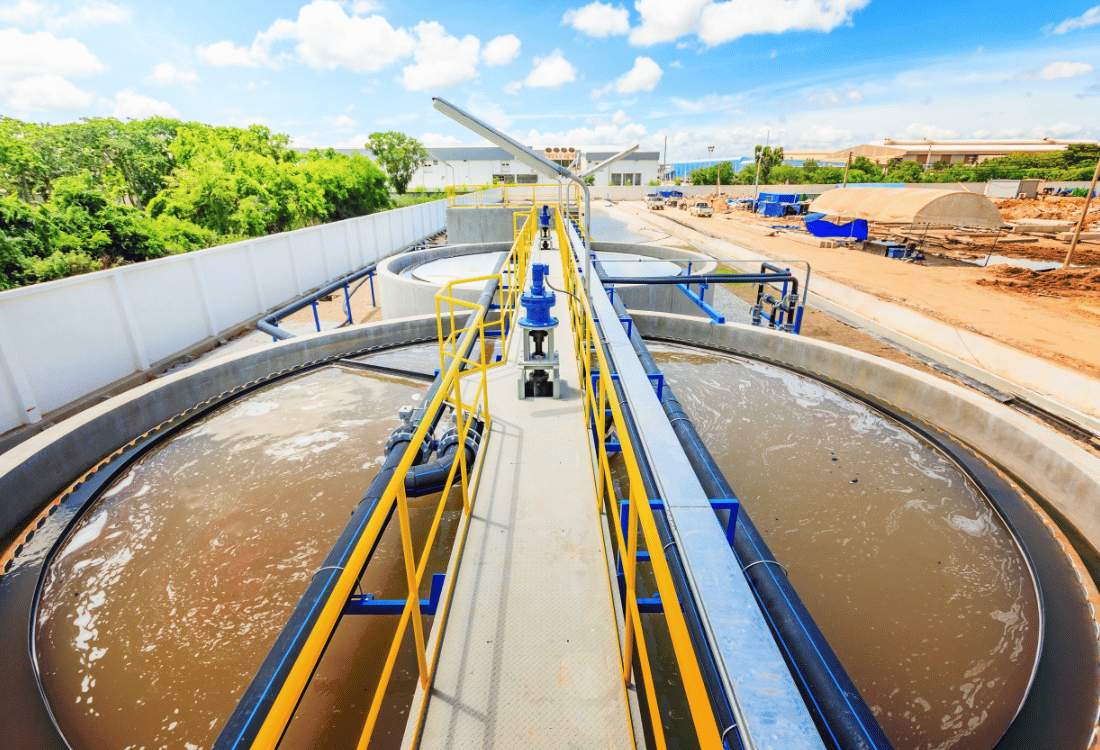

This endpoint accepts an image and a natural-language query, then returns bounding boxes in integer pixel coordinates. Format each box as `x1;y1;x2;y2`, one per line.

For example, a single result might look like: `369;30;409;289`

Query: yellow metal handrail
554;210;724;750
351;207;535;750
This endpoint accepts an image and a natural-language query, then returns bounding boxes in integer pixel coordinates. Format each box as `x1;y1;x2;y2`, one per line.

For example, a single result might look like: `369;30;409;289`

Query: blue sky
2;0;1099;160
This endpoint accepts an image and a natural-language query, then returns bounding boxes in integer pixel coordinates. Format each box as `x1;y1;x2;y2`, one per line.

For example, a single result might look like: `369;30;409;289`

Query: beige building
787;138;1097;167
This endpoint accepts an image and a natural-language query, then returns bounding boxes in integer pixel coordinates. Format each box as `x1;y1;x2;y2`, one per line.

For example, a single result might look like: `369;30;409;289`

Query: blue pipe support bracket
676;283;726;324
519;263;558;328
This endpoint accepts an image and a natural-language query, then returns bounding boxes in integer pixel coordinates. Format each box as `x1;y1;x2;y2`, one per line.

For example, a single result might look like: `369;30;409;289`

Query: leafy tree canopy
365;131;429;194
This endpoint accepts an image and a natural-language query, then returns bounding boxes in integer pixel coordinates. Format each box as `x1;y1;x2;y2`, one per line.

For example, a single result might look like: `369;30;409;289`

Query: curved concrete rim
630;310;1100;551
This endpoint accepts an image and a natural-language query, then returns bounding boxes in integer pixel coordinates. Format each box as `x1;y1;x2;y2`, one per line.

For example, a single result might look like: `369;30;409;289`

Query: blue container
887;247;905;259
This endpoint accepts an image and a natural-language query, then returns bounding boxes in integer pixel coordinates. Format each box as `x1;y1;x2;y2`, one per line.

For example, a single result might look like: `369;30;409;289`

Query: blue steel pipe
595;258;893;750
258;264;380;340
675;283;725;323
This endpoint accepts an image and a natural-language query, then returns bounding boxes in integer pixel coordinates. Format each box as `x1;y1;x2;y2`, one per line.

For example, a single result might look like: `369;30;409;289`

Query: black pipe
600;273;798;298
404;420;484;497
215;262;506;750
598;265;893;750
258;263;381;340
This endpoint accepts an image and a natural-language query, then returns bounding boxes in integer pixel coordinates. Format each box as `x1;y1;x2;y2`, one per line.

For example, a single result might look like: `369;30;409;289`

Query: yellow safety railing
554;209;724;750
350;207;535;750
446;182;582;209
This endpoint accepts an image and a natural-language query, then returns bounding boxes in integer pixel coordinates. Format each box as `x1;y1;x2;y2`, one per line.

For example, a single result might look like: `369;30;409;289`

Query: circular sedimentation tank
1;251;1098;750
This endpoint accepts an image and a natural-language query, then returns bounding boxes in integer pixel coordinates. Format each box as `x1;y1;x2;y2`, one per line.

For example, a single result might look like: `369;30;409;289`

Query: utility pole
1065;154;1100;268
753;129;770;212
842;151;852;188
663;135;668;184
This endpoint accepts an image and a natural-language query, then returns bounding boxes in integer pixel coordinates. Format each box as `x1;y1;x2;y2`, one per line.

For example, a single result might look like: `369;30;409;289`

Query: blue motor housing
538;205;552;231
519;263;557;328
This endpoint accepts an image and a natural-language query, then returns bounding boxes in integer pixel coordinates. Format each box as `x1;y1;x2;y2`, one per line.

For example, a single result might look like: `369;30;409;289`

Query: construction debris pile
976;266;1100;298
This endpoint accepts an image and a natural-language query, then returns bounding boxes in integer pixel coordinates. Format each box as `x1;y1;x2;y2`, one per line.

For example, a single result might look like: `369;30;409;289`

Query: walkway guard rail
354;207;534;750
553;208;725;750
213;208;534;750
446;183;582;209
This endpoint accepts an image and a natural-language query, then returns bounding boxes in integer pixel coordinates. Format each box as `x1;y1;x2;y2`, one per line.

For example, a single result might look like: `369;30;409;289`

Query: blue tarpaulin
804;212;869;240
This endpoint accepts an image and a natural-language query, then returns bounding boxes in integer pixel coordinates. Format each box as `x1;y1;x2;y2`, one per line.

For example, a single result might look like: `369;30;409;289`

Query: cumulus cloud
903;123;959;140
669;59;683;68
1045;122;1082;136
562;2;630;37
796;124;852;148
629;0;869;47
400;21;480;90
482;34;521;66
332;114;357;127
7;74;94;110
196;39;266;67
593;56;662;97
522;121;648;147
419;132;466;146
0;28;105;112
667;93;741;114
197;0;415;73
1048;5;1100;34
0;0;44;23
522;49;577;89
109;90;180;119
148;62;198;86
1038;61;1093;79
47;0;131;29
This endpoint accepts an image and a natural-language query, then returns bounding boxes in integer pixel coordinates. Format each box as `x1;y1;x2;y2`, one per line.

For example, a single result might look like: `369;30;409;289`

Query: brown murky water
651;343;1041;750
34;363;453;750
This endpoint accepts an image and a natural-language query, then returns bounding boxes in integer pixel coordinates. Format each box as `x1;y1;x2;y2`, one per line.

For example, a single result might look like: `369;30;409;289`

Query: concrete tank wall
0;315;446;538
632;311;1100;552
378;240;718;321
446;207;530;244
377;242;514;320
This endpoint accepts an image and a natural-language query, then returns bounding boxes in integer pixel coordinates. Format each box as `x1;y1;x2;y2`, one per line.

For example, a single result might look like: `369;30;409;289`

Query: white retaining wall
0;200;446;434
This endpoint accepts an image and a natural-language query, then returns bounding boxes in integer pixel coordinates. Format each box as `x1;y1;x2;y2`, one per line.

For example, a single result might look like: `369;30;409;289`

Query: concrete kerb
0;314;447;538
631;310;1100;551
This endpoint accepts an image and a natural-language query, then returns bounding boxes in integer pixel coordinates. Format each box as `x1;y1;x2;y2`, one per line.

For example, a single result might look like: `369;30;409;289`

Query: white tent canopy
808;187;1004;229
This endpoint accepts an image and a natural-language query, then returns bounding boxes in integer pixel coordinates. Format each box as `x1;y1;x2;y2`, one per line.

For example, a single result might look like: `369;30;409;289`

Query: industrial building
410;146;661;189
786;137;1099;167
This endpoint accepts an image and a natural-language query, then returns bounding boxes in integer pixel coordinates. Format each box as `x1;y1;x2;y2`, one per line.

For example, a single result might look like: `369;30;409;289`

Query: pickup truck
645;195;664;209
689;201;713;217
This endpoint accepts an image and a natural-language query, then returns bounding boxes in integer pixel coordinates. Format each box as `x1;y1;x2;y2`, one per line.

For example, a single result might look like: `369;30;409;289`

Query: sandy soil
621;201;1100;377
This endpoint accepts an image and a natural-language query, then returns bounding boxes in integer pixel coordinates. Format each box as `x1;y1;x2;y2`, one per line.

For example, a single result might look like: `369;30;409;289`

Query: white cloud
348;0;380;11
0;0;44;23
1046;122;1082;136
796;124;851;148
503;80;522;95
47;1;130;29
1038;61;1093;79
419;132;465;146
903;123;958;140
562;2;630;37
197;39;266;67
0;28;104;112
801;87;863;106
595;56;662;97
466;92;513;128
611;108;629;124
668;93;741;114
7;74;94;110
148;62;198;86
334;133;370;149
523;49;577;89
198;0;415;73
109;90;180;119
1049;5;1100;34
629;0;869;47
291;132;322;148
522;121;648;147
400;21;480;90
770;49;777;58
669;59;683;68
333;114;357;127
482;34;521;66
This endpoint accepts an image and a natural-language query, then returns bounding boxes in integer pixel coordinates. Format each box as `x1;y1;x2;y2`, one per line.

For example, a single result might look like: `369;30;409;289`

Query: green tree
365;132;429;194
753;145;785;183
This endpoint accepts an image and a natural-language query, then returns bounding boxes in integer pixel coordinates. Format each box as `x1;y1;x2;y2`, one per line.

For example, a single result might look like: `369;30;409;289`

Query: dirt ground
621;200;1100;378
994;195;1100;225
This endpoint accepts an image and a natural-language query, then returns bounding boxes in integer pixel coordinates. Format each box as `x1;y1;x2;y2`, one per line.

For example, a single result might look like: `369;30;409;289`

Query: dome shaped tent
808;187;1004;229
